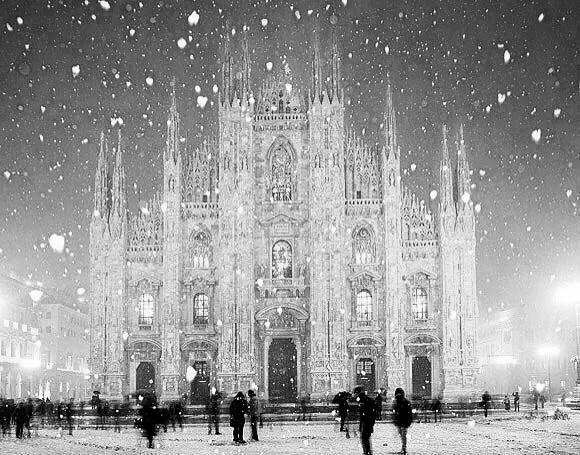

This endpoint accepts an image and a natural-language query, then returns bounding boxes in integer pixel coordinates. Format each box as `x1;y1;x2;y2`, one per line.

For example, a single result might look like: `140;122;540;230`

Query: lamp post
554;283;580;386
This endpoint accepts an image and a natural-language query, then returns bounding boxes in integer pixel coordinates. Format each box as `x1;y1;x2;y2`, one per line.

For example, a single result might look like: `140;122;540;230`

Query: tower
161;80;183;398
307;25;348;396
89;129;128;398
382;82;405;390
216;28;256;392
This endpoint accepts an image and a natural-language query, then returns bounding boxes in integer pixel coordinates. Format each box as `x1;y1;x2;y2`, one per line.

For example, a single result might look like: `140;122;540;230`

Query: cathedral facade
89;32;479;402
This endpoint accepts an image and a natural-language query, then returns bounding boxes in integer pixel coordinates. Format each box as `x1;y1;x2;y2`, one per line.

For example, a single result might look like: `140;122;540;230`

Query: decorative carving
182;140;218;203
345;133;381;199
127;193;163;262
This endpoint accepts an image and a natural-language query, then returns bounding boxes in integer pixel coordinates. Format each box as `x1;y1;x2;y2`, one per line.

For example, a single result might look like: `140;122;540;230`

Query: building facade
89;32;479;402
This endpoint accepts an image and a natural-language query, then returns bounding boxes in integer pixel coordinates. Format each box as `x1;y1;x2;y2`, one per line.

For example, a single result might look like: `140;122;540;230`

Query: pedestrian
532;388;540;410
138;393;158;449
374;390;384;421
392;387;413;455
539;394;546;409
208;390;222;435
354;387;375;455
175;397;184;431
229;391;248;444
481;391;492;418
512;391;520;412
24;398;34;437
503;394;510;411
13;401;28;439
300;393;311;421
46;398;54;426
561;391;567;407
66;398;74;435
38;398;46;428
248;389;260;442
431;395;443;422
113;402;122;433
333;391;350;433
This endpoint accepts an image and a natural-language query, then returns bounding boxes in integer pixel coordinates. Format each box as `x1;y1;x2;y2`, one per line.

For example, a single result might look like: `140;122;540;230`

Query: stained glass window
138;293;154;326
272;240;292;279
191;231;211;268
193;294;209;325
271;146;292;201
353;227;373;264
412;288;428;320
356;290;372;322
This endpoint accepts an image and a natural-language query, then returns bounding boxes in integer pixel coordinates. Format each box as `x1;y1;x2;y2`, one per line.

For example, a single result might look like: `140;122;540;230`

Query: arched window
193;293;209;325
412;288;428;320
353;227;374;264
272;240;292;279
356;290;373;323
138;293;154;326
271;145;292;201
191;231;211;268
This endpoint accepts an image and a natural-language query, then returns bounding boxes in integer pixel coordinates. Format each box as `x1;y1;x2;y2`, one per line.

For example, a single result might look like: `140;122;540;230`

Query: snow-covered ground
1;415;578;454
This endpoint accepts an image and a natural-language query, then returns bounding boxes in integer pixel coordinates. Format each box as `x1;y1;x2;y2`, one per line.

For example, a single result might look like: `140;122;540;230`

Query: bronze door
412;356;432;398
268;338;297;402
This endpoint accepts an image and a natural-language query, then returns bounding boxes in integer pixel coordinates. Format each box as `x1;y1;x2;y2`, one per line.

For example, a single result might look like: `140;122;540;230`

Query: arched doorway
356;358;376;392
412;356;431;398
268;338;297;402
190;361;210;404
136;362;155;391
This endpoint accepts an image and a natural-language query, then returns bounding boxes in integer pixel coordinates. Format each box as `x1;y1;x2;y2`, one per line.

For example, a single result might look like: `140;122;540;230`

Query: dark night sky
0;0;578;313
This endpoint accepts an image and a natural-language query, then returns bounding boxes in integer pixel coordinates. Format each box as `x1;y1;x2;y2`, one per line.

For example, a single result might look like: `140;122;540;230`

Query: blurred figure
392;388;413;455
229;391;248;444
512;391;520;412
138;393;158;449
14;401;28;439
248;389;260;442
208;390;222;435
66;398;74;436
354;387;376;455
481;391;492;418
431;395;443;422
374;390;384;421
503;394;511;411
300;393;311;422
332;391;350;433
25;398;34;437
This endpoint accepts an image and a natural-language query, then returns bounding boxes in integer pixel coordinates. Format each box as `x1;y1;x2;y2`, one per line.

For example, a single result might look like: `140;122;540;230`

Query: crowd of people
0;397;75;438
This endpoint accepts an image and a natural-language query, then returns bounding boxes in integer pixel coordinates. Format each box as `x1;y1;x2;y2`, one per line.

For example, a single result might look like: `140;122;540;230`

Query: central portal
268;338;297;402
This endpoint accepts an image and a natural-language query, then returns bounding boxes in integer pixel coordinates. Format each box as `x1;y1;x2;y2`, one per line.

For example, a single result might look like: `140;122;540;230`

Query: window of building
356;290;373;323
271;145;292;201
0;339;5;356
412;288;428;320
66;354;73;370
353;227;374;264
272;240;293;279
193;293;209;325
191;231;211;268
138;293;155;326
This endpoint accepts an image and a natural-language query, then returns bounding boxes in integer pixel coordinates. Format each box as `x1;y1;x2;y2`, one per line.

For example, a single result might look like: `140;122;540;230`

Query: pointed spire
440;124;455;215
94;131;109;217
111;129;126;222
221;22;233;106
311;20;322;103
241;27;251;101
457;124;471;205
166;78;180;164
330;25;341;103
385;79;398;160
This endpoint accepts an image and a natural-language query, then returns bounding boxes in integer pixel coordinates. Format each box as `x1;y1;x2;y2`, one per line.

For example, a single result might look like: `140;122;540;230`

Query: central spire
385;80;398;160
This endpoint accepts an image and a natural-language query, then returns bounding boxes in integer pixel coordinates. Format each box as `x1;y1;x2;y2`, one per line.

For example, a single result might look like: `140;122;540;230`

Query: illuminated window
356;290;373;322
193;294;209;325
412;288;428;320
138;293;154;326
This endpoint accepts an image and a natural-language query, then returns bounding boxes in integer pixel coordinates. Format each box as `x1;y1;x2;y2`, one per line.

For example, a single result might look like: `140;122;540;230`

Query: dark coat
358;394;376;434
393;396;413;428
229;395;248;425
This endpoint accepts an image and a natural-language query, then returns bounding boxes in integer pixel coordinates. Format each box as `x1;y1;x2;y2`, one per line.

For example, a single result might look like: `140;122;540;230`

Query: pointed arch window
191;231;211;268
138;293;154;326
193;293;209;325
353;227;374;264
272;240;292;279
356;290;373;323
412;287;428;320
271;145;292;201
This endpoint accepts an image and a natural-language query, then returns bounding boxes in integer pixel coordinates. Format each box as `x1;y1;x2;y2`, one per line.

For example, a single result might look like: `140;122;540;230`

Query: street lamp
554;282;580;385
536;345;559;399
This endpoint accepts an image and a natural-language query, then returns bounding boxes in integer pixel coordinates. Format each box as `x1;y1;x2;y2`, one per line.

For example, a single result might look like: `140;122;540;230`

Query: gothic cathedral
89;31;479;402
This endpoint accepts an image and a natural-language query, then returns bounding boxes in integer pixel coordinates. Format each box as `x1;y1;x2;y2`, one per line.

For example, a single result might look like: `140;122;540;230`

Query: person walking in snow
229;391;248;444
481;391;492;418
354;387;376;455
208;390;222;435
512;391;520;412
247;389;260;442
65;398;74;436
392;388;413;455
374;390;384;421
